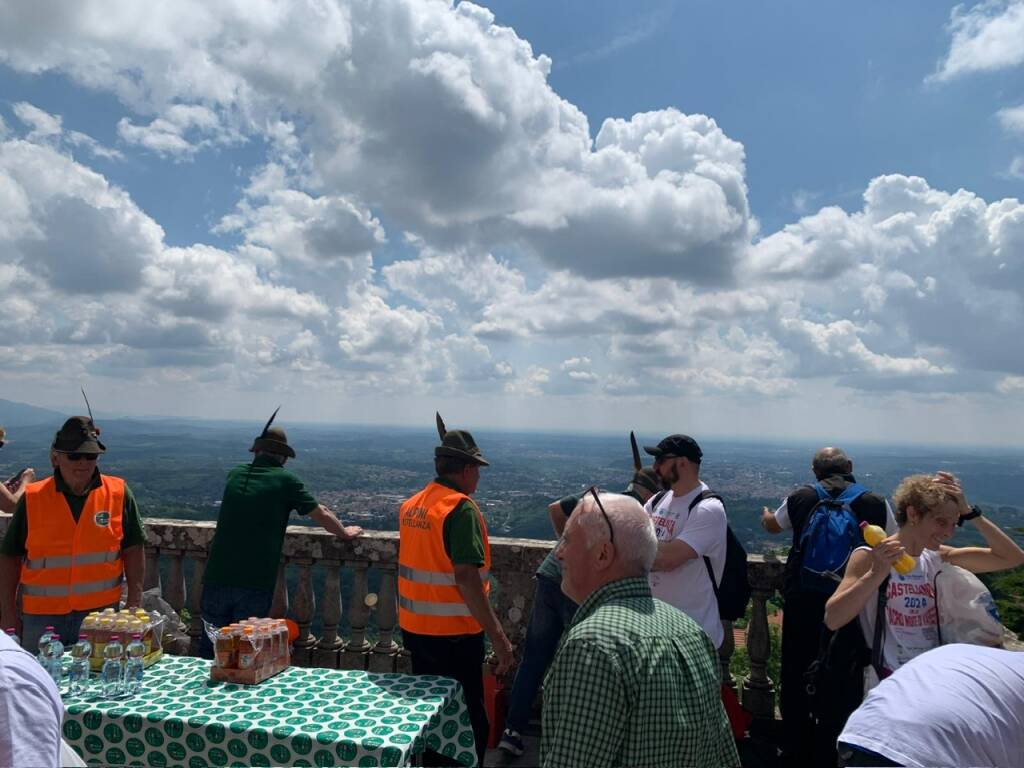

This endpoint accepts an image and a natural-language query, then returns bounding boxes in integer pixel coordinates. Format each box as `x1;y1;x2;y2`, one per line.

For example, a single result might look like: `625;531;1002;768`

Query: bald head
812;447;852;480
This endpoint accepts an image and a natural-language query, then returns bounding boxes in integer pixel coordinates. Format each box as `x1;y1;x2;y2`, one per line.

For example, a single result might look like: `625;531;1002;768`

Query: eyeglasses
585;486;615;545
61;452;99;462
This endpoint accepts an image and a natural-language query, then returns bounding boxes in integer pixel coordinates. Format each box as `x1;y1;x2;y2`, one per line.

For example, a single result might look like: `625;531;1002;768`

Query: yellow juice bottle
860;522;916;575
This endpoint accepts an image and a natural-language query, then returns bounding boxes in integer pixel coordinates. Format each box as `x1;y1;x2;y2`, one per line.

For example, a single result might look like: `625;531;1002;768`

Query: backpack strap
870;576;890;680
835;482;868;506
688;490;724;596
649;489;668;512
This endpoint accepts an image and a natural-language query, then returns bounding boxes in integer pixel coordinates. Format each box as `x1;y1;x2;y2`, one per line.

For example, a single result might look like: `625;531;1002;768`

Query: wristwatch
957;504;983;527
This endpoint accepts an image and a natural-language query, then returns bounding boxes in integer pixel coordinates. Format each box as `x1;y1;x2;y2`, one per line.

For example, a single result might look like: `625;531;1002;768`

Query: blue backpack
797;482;868;594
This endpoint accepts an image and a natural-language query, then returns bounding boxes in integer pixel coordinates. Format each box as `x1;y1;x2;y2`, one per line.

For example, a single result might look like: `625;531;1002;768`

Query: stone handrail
0;514;786;718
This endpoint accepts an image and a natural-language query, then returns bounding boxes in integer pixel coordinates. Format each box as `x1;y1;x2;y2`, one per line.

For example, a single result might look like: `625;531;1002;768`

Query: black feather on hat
434;411;489;466
250;406;296;458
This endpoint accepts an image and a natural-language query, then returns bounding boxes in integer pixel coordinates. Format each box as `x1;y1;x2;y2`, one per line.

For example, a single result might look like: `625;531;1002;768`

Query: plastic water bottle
102;635;124;698
860;522;916;575
37;626;60;683
4;627;19;647
47;632;64;689
37;625;55;664
69;635;92;696
124;634;145;696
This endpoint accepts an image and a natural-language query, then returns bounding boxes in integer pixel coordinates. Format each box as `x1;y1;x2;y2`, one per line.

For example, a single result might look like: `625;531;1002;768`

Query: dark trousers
198;583;274;659
505;575;577;733
780;590;829;763
403;629;487;767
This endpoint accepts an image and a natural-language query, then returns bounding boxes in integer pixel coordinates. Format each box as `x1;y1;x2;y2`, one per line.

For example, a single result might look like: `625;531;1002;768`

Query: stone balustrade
0;514;787;718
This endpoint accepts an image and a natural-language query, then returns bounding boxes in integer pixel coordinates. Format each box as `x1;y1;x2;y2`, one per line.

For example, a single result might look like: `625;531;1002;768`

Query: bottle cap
132;633;142;639
858;521;868;528
109;634;120;640
44;625;55;630
79;634;88;639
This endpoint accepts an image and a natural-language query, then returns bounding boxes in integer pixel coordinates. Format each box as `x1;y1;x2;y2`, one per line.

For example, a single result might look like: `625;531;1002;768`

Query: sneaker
497;728;524;757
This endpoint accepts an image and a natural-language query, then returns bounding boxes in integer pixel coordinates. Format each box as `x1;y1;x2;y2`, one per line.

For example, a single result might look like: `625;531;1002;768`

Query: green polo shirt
435;477;487;567
0;469;146;556
203;456;320;593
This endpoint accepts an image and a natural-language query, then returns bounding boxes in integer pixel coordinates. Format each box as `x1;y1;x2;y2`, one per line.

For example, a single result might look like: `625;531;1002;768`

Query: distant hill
0;398;66;428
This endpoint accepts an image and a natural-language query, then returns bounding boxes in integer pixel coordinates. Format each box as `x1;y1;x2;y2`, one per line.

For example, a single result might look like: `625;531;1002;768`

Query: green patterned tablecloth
62;655;477;767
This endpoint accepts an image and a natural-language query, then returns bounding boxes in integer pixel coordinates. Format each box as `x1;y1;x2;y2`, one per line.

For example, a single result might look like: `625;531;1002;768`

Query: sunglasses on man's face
61;452;98;462
584;486;614;545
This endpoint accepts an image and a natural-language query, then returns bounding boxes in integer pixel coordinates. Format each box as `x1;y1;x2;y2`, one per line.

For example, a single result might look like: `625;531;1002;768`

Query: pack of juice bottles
210;617;290;685
79;607;166;672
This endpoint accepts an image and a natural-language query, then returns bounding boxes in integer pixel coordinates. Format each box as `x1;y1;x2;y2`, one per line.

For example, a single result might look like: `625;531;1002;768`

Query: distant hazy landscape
2;398;1022;555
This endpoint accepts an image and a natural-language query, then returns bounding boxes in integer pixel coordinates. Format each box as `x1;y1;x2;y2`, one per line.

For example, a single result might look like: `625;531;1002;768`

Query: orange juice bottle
237;627;257;670
860;522;916;575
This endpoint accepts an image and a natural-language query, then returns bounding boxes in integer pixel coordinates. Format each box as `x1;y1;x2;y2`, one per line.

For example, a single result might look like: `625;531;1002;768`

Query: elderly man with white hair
541;490;739;768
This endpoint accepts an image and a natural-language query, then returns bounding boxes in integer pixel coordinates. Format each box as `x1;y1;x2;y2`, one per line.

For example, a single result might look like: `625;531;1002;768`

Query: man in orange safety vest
398;413;513;766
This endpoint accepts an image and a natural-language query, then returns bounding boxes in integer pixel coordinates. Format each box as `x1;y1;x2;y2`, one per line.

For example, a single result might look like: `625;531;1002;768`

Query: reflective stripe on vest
397;564;490;586
398;594;473;617
25;550;121;570
398;481;492;636
22;575;124;597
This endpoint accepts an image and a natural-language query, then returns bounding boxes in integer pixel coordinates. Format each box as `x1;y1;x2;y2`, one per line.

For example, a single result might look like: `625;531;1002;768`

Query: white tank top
857;546;944;690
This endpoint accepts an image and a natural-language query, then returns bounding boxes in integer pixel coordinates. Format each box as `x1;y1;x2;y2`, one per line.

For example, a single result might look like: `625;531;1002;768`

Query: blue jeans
504;575;578;733
22;604;117;653
198;583;274;659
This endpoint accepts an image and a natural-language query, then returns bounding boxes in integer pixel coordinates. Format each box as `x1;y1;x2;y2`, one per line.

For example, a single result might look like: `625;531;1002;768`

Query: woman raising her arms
824;471;1024;689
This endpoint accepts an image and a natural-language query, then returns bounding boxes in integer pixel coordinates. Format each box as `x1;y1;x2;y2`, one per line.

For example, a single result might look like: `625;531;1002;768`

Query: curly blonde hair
891;474;954;525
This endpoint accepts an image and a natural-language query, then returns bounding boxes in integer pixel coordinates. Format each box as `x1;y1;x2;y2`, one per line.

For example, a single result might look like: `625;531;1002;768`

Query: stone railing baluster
291;558;316;667
742;586;775;718
143;547;161;593
188;553;206;654
719;619;736;690
369;565;398;673
341;561;371;670
312;560;344;669
270;561;289;619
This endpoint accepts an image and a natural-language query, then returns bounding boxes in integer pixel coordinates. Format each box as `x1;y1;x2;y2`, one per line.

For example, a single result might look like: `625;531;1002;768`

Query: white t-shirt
857;547;944;689
0;631;64;768
839;644;1024;768
646;481;726;648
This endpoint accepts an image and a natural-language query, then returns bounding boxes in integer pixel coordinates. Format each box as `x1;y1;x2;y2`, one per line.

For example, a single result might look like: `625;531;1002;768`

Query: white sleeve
773;499;792;530
883;499;898;535
677;499;727;557
0;667;63;768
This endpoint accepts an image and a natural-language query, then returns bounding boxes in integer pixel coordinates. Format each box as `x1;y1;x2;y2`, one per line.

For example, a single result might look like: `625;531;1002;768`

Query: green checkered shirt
541;577;740;768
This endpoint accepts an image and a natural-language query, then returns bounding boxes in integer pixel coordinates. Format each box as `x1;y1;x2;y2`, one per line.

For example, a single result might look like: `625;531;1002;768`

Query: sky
0;0;1023;445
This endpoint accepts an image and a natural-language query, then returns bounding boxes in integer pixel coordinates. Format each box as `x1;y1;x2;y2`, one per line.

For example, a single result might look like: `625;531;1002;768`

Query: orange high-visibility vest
21;475;126;615
398;481;491;636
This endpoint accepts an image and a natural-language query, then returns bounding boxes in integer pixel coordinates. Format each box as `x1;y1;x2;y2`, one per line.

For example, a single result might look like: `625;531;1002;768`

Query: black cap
250;426;296;458
53;416;106;454
643;434;702;463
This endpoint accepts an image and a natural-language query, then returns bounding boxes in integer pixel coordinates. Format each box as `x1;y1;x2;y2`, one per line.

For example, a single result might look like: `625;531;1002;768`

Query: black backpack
650;489;751;622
